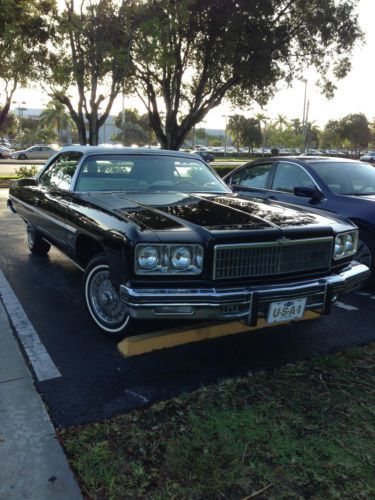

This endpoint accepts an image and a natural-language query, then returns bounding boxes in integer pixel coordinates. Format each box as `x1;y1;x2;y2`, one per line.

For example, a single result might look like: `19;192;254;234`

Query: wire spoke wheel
84;257;132;336
89;269;127;326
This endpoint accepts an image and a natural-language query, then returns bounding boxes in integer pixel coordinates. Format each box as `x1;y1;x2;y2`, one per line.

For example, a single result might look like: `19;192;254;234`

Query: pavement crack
0;375;30;385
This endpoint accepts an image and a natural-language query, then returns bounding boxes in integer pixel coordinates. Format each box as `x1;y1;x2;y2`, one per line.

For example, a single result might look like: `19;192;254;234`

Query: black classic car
8;147;369;338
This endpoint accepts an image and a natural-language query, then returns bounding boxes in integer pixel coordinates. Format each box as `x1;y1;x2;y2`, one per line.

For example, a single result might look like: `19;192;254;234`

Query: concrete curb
0;299;82;499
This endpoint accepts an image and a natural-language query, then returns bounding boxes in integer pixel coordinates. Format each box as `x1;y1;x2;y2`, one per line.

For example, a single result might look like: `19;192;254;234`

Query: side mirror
294;186;324;201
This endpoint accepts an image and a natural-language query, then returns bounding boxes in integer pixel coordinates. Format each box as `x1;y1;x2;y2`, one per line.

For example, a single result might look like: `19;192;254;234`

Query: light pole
12;100;26;135
222;115;232;158
302;79;307;128
302;79;308;153
303;100;310;154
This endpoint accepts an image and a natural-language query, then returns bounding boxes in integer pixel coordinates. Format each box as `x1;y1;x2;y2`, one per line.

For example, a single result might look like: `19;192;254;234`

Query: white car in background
0;145;11;159
11;145;58;160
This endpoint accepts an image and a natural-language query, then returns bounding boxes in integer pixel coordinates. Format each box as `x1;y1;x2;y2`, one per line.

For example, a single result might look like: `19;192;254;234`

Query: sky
12;0;374;131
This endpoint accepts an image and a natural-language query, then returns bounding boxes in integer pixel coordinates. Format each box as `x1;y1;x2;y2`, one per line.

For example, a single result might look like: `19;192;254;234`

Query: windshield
309;161;375;195
74;154;229;193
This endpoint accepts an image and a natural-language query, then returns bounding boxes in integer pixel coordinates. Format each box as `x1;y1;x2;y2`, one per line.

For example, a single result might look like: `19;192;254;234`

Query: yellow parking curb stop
117;311;320;357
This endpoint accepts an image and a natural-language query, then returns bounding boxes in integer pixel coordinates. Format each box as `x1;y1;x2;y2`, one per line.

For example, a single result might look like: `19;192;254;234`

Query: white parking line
334;301;359;311
0;271;61;382
355;291;375;300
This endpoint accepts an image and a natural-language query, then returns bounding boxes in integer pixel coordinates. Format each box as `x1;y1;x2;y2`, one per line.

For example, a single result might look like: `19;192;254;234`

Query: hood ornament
277;236;291;245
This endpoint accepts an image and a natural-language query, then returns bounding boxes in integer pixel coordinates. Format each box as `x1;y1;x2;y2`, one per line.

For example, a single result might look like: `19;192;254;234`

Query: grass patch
0;175;18;179
60;343;375;499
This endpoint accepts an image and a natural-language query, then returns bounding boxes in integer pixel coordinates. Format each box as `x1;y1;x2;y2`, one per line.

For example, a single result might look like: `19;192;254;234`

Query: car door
28;146;41;159
35;152;82;246
41;146;54;159
227;161;275;199
267;160;327;209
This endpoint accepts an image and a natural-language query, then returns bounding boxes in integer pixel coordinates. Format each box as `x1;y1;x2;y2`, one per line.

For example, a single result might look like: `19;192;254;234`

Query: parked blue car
224;156;375;285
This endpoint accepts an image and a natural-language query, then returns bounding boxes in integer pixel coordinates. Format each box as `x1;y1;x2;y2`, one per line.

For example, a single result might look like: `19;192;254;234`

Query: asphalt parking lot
1;187;375;428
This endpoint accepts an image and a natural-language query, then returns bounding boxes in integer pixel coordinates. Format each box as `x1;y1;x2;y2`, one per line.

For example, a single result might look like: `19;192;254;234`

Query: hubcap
356;240;372;269
89;268;127;326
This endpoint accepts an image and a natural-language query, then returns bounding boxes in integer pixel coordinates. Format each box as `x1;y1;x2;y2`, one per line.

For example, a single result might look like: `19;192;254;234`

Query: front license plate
266;298;307;324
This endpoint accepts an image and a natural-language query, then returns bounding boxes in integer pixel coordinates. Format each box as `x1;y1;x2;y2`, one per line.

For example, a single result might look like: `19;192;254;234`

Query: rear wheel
27;223;51;255
84;254;134;338
356;228;375;288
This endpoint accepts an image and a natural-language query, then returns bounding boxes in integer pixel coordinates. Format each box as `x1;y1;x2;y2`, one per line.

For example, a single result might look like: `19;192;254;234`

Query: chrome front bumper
119;262;370;325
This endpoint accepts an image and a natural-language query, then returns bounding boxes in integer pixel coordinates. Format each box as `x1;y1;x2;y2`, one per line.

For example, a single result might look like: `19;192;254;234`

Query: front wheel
84;254;134;338
27;223;51;255
19;154;27;160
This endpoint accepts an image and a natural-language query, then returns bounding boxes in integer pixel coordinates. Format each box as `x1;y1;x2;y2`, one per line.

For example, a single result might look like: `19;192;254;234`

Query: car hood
83;191;348;233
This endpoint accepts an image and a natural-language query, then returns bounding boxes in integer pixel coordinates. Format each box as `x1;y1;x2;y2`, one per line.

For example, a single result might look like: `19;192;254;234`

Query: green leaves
131;0;361;149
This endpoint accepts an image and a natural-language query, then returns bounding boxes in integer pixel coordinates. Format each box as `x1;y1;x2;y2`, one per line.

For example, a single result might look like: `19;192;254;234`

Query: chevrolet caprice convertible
8;147;369;337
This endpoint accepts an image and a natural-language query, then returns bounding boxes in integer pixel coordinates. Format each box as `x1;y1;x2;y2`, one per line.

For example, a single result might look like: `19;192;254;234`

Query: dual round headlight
137;246;160;270
345;233;354;252
334;235;344;256
170;246;192;270
136;244;200;272
334;232;357;260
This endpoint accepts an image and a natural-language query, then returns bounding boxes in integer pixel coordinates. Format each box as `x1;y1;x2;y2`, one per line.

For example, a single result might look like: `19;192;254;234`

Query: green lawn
60;343;375;499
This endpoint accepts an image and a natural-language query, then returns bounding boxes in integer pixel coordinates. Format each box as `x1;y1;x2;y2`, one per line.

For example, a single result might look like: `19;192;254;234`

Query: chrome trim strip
9;195;77;234
121;263;369;301
214;237;333;251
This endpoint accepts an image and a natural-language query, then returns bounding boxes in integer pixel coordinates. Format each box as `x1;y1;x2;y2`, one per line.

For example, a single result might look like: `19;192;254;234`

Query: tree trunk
88;114;99;146
0;98;11;131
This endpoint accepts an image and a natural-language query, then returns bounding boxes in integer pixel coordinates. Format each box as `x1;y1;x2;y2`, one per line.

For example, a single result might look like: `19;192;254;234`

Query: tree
255;112;270;153
240;118;262;154
113;108;152;145
304;121;321;150
39;99;74;144
291;118;303;136
130;0;361;150
320;120;342;149
275;114;288;131
339;113;370;154
0;0;55;132
0;111;17;139
46;0;135;145
228;115;247;151
18;126;58;147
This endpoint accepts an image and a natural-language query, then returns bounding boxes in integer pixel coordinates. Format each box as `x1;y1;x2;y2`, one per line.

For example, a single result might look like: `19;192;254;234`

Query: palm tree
275;113;288;131
39;100;74;144
291;118;302;136
255;112;269;156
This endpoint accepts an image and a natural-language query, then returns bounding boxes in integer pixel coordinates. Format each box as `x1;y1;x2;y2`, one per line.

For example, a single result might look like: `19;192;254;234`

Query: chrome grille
213;238;333;280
